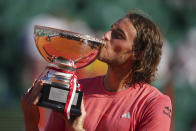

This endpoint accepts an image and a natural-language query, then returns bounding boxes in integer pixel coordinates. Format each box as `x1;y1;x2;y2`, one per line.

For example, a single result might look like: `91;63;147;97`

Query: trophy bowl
34;25;106;69
33;25;105;119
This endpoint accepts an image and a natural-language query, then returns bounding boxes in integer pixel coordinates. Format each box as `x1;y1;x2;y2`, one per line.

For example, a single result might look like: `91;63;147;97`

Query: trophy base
37;83;83;116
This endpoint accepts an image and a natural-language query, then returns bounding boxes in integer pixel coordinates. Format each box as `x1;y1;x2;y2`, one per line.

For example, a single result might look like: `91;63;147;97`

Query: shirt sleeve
136;95;172;131
44;111;65;131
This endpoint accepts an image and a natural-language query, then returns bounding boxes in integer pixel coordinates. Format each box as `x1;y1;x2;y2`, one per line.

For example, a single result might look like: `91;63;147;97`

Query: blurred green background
0;0;196;130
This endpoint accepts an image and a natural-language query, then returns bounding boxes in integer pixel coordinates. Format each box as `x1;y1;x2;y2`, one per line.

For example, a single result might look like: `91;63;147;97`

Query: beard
97;51;121;66
97;52;109;64
97;44;111;64
97;42;134;67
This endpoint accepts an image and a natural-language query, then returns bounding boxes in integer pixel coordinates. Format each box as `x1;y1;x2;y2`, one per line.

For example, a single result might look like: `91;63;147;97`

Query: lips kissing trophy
33;25;105;119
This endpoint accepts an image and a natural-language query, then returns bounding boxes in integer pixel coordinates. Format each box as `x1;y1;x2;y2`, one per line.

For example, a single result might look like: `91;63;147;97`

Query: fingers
27;80;43;104
64;98;86;131
33;93;42;105
22;80;44;108
80;99;86;116
74;99;86;123
21;80;43;129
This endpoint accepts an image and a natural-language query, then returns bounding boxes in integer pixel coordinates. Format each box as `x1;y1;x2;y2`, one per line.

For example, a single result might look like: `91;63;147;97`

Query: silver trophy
33;25;105;119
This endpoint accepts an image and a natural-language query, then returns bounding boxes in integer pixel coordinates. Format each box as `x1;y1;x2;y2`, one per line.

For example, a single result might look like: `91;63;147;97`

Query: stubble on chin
97;53;107;63
97;44;109;63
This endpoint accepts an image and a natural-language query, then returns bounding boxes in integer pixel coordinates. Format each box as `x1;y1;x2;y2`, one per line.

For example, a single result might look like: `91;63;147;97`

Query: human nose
103;30;111;41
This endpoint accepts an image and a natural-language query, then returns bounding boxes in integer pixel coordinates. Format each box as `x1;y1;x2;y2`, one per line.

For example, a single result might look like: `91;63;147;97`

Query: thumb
71;99;86;130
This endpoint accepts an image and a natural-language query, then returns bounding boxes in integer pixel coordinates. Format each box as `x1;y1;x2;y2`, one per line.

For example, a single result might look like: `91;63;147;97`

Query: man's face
98;17;137;66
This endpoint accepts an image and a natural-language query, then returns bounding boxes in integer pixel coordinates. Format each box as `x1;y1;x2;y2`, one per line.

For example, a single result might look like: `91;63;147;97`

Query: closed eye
110;24;126;40
111;29;126;40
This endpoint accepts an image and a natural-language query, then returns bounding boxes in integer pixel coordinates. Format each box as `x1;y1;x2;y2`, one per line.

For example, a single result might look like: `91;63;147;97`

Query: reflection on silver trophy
33;25;105;119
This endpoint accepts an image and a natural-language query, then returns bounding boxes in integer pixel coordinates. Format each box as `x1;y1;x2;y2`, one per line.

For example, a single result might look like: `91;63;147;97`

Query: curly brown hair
126;12;163;85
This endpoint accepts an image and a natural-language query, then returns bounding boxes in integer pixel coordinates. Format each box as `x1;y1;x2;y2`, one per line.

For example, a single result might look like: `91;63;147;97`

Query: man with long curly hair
21;11;172;131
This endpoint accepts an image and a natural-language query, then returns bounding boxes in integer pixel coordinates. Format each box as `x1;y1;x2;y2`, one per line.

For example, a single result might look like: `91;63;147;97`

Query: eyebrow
111;25;126;39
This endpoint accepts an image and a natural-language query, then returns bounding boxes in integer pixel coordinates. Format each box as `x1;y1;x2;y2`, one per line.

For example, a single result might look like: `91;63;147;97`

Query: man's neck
104;65;132;92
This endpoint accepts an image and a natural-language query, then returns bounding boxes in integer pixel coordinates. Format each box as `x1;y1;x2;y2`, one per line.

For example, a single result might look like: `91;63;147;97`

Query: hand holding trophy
33;25;105;119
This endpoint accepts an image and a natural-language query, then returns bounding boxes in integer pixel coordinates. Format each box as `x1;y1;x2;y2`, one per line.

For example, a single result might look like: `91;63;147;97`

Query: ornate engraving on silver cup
33;25;105;116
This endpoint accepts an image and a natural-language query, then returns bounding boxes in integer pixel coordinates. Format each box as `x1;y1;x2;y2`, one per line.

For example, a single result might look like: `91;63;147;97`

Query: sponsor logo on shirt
121;112;131;119
163;106;172;118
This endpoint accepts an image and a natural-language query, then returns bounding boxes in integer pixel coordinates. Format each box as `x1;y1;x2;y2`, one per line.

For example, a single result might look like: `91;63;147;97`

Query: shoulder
139;83;172;119
135;83;172;116
135;84;172;130
149;84;171;104
144;92;172;116
136;83;168;100
141;83;171;108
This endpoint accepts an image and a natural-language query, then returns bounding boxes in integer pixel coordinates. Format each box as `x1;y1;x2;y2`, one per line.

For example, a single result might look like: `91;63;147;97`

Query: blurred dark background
0;0;196;131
